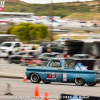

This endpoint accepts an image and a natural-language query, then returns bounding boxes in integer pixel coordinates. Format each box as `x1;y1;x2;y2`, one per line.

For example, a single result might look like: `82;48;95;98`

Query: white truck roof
0;34;16;37
2;42;22;43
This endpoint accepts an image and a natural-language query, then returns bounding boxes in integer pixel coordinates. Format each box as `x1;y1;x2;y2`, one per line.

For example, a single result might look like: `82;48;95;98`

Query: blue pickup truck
25;58;100;86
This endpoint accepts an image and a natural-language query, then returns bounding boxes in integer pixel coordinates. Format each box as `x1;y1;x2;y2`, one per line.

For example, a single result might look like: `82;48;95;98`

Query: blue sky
20;0;92;4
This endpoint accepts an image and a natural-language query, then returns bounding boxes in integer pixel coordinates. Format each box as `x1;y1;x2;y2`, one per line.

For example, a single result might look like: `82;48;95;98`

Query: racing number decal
47;73;57;79
63;73;67;81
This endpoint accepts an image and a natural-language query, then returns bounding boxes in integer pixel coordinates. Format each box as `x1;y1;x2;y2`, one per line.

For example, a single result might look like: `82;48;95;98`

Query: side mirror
58;68;64;70
14;46;17;48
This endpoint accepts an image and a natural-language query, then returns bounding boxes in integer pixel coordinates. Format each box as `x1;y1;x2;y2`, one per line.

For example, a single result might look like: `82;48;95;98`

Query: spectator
0;48;2;65
63;51;70;58
21;48;25;51
16;48;20;52
64;53;70;58
42;46;45;53
32;46;35;50
63;50;70;58
0;48;3;66
37;45;43;55
93;54;98;59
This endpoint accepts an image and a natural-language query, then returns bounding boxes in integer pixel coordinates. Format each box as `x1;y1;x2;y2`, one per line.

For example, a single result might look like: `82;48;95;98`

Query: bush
7;23;48;41
23;40;44;44
0;31;6;34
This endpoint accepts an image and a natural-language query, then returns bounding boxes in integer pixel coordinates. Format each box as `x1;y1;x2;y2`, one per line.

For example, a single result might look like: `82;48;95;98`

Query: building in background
0;34;17;44
33;16;61;20
0;12;33;19
0;12;34;31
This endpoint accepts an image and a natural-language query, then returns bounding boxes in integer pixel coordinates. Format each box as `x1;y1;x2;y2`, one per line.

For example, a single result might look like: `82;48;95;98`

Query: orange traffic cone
23;75;27;81
34;86;41;98
44;92;49;100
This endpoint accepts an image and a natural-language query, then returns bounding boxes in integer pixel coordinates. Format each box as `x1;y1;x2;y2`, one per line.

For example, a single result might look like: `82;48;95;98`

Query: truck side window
29;52;34;56
15;43;20;47
50;60;61;68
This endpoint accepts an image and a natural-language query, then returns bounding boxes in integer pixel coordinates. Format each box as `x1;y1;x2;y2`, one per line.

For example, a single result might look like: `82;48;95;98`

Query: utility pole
99;0;100;8
50;0;54;52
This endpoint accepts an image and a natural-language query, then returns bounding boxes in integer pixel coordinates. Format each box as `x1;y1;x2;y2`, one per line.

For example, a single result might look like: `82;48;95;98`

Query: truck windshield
1;43;12;47
65;59;75;68
65;59;81;69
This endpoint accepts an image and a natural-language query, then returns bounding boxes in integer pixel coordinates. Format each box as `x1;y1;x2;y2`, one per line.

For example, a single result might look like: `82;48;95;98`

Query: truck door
45;60;62;82
61;59;76;83
14;43;21;52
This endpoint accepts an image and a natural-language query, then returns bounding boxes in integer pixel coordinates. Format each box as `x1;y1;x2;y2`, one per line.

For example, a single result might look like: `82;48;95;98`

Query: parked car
38;53;60;61
8;50;38;64
55;37;71;44
41;42;64;53
55;37;71;41
0;42;32;57
71;54;94;59
25;58;100;86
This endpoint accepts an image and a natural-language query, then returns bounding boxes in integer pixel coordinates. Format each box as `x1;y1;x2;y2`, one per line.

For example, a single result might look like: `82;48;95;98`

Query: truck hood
9;55;21;58
0;46;11;50
26;66;46;71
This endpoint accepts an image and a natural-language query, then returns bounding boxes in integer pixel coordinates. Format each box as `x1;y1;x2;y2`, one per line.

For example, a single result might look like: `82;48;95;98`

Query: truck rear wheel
86;82;96;86
30;73;41;83
75;78;85;86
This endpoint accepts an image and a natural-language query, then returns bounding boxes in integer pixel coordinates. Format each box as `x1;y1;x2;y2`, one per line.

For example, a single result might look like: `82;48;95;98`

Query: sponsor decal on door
63;73;67;81
47;73;57;79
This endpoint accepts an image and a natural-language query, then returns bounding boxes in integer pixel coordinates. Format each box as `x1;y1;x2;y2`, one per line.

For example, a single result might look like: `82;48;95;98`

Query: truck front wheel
9;51;12;55
30;73;41;83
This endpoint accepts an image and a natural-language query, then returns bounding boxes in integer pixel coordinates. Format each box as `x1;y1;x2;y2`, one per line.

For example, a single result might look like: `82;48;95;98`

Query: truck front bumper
1;53;8;57
96;71;100;82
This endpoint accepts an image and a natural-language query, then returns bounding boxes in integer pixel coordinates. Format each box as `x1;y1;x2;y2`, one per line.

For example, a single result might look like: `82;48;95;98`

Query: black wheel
43;81;51;84
30;73;41;83
86;82;96;86
15;62;20;64
9;51;12;55
75;78;85;86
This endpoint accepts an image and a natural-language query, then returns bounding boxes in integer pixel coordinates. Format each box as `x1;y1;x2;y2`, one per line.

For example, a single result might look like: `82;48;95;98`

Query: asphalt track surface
0;78;100;100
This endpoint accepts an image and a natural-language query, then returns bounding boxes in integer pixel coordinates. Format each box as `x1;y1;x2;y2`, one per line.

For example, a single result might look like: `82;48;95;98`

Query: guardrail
7;59;48;67
6;58;100;70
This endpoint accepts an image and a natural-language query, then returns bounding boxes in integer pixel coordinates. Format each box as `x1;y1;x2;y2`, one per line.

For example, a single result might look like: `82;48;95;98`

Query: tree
7;23;48;41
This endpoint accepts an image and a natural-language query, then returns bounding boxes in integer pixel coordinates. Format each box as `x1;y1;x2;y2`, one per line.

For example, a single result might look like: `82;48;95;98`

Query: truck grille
2;50;5;53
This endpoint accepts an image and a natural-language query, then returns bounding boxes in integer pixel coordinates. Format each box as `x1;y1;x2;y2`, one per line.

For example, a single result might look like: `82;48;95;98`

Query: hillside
2;1;100;18
62;13;100;20
4;0;29;4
